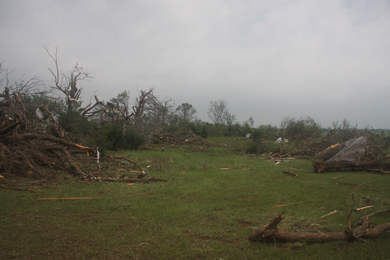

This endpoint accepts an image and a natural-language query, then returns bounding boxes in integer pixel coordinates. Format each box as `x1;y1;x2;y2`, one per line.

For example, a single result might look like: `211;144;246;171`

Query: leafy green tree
122;128;146;150
281;116;321;145
207;99;237;128
207;100;228;125
58;110;98;140
175;103;197;123
22;93;66;117
174;103;197;130
187;119;209;138
100;123;123;151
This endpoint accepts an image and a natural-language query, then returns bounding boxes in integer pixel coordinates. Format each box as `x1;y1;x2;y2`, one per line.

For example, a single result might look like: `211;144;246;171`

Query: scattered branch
282;169;298;178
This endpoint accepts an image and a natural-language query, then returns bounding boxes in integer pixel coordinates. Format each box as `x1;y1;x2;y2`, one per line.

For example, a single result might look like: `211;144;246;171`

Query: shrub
122;129;146;150
281;116;321;145
99;123;123;151
246;140;279;154
58;110;98;140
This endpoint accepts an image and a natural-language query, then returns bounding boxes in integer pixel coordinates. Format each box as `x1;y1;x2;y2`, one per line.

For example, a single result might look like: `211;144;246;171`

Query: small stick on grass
355;206;374;211
273;199;315;208
320;210;337;218
282;169;298;178
37;197;98;200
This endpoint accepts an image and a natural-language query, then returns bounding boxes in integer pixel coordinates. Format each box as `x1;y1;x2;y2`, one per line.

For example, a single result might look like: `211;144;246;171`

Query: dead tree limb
357;208;390;225
282;169;298;178
249;211;390;243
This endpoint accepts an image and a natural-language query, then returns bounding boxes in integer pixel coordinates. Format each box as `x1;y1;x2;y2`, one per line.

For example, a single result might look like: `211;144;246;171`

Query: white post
96;147;100;163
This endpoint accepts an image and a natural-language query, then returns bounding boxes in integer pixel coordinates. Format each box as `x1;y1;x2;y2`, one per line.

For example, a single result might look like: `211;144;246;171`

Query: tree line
1;48;385;153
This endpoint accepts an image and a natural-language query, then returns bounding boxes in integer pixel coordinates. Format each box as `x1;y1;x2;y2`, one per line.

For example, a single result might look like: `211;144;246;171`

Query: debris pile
313;135;390;173
0;87;168;191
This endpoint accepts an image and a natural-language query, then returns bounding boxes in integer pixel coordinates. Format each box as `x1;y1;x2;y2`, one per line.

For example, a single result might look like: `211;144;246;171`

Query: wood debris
282;169;298;178
249;211;390;243
0;87;164;192
37;197;98;201
320;210;337;218
313;136;390;173
273;200;315;208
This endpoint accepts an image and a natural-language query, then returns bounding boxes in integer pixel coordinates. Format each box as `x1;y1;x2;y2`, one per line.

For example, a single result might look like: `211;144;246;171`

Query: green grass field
1;142;389;259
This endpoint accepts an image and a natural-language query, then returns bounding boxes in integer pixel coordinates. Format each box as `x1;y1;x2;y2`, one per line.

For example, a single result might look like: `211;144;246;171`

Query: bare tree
132;88;154;126
0;61;46;96
143;93;175;132
80;88;171;134
44;45;92;112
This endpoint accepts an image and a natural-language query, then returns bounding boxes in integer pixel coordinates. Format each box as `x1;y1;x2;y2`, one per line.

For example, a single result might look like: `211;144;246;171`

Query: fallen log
249;211;390;243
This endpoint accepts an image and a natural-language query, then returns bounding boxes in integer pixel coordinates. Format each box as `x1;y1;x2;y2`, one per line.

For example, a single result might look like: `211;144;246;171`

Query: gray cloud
1;0;390;128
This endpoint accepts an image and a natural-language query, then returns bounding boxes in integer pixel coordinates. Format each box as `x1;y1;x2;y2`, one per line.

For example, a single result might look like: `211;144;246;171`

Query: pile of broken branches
0;87;167;191
313;135;390;173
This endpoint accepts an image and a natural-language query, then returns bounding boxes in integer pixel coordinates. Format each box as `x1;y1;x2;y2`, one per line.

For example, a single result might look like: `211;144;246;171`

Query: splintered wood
320;210;337;218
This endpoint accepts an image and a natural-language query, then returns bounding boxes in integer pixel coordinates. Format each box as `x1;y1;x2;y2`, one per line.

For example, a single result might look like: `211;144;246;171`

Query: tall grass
1;144;389;259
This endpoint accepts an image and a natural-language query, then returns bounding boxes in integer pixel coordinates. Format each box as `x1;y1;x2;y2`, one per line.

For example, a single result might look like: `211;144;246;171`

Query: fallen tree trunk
249;211;390;243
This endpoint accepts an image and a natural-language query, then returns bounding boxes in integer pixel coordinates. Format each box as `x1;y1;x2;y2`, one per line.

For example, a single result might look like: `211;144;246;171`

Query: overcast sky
1;0;390;128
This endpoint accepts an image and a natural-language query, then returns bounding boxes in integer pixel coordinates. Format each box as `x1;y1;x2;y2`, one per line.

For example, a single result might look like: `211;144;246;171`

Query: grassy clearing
1;143;390;259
